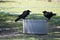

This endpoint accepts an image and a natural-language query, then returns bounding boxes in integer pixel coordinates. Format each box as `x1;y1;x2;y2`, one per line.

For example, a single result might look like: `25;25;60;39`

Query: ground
0;1;60;40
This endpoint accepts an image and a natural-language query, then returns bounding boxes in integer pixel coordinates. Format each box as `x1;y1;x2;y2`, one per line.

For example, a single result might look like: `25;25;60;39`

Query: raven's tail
15;17;21;22
53;14;56;16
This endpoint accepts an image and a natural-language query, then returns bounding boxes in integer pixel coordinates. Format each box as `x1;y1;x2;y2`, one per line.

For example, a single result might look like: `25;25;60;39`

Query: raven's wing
20;11;29;18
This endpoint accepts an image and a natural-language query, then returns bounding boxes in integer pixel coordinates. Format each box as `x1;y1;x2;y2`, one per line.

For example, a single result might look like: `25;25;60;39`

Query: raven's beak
29;11;31;12
27;10;31;12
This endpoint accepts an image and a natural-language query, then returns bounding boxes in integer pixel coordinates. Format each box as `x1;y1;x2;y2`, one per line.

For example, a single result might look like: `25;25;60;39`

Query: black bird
43;11;56;20
15;10;31;22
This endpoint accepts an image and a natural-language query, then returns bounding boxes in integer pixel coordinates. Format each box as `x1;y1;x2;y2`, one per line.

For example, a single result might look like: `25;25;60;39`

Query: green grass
0;11;60;39
0;1;60;40
0;1;60;16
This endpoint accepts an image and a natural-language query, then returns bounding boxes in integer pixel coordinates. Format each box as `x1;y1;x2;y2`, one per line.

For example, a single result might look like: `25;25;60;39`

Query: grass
0;1;60;16
0;0;60;40
0;10;60;40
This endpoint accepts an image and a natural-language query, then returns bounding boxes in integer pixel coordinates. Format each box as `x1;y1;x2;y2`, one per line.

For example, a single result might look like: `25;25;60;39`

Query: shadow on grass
0;12;23;34
0;12;60;38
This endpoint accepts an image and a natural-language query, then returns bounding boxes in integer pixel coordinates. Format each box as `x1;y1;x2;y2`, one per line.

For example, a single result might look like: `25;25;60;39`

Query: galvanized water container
23;19;48;34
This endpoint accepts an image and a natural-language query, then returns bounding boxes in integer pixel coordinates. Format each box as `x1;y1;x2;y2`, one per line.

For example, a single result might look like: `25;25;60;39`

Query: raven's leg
45;17;50;22
46;18;49;21
48;18;50;20
15;17;21;22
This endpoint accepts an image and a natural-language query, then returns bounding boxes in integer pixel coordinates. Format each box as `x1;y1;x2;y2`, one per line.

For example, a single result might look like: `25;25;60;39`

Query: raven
43;11;56;20
15;10;31;22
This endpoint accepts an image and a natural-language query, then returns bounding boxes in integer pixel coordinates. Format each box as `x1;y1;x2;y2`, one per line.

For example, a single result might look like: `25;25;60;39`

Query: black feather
43;11;56;20
15;10;31;22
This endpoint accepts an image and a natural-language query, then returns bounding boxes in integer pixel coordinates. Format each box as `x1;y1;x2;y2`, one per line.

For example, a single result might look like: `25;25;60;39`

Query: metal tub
23;19;48;34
